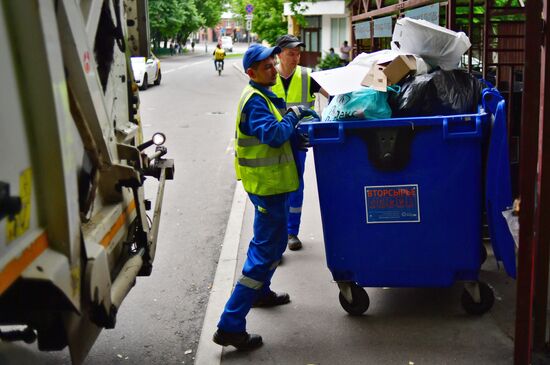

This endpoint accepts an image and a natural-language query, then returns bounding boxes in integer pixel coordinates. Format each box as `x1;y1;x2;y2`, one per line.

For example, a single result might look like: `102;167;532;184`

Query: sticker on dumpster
365;184;420;223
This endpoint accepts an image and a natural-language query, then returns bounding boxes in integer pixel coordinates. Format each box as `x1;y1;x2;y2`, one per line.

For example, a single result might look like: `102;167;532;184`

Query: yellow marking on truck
6;168;32;242
0;232;48;295
100;200;136;248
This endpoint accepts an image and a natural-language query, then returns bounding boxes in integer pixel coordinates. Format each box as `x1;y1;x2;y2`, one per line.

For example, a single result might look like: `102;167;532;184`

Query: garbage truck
0;0;174;363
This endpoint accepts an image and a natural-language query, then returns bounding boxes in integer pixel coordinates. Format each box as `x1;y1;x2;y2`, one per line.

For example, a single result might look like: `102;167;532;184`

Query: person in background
273;34;328;252
213;43;226;71
212;44;319;351
191;40;195;52
340;40;352;65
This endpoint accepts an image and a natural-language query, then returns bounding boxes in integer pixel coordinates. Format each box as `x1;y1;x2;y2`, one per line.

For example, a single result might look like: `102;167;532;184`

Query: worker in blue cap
213;43;319;351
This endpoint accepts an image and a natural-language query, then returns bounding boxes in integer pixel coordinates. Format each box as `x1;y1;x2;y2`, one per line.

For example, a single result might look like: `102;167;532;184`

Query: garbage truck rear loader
0;0;174;363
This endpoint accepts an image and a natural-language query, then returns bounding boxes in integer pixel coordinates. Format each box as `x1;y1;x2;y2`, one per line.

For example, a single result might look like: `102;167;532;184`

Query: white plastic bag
391;17;471;70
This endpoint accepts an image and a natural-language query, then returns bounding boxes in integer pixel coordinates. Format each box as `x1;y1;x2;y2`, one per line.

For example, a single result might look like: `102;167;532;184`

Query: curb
232;63;247;79
194;183;247;365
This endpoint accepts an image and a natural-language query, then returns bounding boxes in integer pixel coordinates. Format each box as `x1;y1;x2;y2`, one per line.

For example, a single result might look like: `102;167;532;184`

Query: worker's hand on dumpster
299;108;320;121
297;132;311;151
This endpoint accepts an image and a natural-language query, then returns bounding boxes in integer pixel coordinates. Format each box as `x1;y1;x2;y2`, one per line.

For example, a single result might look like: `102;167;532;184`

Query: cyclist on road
213;43;226;71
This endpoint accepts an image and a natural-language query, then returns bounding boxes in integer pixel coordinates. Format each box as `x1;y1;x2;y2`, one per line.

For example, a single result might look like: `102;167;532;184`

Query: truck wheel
338;283;369;316
140;74;148;90
461;281;495;315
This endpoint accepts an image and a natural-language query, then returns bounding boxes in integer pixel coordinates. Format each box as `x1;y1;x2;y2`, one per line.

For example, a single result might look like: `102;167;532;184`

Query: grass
225;53;243;59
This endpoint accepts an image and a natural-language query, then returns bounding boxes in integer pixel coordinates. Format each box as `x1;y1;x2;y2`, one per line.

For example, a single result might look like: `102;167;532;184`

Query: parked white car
221;36;233;52
131;55;161;90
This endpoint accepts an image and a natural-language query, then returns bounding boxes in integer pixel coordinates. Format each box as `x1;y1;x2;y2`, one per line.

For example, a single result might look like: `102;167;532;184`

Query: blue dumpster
300;89;516;316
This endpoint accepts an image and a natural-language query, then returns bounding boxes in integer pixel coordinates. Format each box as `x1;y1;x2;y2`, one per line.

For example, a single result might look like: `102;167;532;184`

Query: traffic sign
245;4;254;13
246;20;252;30
245;14;253;20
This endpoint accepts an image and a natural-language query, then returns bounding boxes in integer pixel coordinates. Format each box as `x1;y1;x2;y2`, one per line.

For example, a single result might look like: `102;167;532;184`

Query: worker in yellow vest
213;44;319;350
273;34;327;251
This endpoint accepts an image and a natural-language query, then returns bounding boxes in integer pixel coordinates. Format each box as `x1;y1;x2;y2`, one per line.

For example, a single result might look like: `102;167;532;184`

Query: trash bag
391;17;471;70
388;69;483;117
322;87;394;121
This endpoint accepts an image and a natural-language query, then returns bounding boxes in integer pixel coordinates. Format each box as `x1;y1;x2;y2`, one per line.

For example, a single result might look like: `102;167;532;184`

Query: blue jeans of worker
288;150;306;236
217;192;289;333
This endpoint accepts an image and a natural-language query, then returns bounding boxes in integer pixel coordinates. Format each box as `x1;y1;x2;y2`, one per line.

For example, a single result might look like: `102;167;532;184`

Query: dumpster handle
442;116;482;139
307;123;345;145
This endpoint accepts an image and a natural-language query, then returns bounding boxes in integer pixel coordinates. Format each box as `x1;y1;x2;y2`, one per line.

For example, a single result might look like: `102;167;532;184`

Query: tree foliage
231;0;308;44
195;0;225;28
149;0;224;47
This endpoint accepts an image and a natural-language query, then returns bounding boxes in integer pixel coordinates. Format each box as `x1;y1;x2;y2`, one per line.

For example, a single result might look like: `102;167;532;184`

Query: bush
317;53;343;70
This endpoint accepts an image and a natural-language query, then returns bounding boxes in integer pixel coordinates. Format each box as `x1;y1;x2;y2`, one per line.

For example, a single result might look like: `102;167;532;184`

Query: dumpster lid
485;98;516;279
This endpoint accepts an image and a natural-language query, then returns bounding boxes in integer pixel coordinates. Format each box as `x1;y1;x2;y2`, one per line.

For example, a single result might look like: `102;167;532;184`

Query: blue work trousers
288;150;306;236
217;192;289;333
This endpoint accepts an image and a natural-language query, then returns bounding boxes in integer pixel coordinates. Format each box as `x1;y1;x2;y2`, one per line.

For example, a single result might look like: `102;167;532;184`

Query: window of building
300;16;321;53
331;17;347;50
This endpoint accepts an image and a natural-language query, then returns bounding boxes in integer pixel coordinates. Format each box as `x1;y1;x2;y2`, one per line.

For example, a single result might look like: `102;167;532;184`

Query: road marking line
195;182;247;365
163;59;211;74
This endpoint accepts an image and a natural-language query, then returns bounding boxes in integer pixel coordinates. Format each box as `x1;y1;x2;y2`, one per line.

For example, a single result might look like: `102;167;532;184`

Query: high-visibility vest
272;65;315;109
214;48;225;60
234;85;299;196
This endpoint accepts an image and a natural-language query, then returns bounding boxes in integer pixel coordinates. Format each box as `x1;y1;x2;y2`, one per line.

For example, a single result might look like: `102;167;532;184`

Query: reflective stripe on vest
234;85;299;196
272;65;316;110
237;137;261;147
289;206;302;213
238;275;263;290
238;152;294;167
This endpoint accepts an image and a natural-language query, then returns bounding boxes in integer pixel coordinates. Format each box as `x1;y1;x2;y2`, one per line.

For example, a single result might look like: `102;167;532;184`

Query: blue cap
242;44;281;71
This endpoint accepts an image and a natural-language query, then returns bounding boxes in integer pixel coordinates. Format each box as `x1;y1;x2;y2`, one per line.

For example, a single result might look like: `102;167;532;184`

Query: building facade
283;0;350;67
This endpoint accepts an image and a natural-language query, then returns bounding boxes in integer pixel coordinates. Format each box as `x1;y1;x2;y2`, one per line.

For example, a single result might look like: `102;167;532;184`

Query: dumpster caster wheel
461;281;494;315
338;283;369;316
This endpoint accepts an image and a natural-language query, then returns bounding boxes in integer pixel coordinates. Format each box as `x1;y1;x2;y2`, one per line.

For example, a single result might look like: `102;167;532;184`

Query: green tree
149;0;225;49
196;0;225;28
175;0;202;45
231;0;308;44
149;0;187;48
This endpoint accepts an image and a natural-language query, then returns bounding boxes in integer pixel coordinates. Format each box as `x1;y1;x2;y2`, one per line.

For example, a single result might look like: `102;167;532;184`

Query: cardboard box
383;54;417;84
361;54;417;91
361;65;387;92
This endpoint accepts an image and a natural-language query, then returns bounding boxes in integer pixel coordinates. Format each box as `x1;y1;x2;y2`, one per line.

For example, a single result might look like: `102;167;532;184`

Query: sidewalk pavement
196;96;517;365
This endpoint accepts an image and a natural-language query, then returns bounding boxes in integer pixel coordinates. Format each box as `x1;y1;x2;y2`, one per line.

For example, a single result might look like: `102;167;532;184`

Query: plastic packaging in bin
300;104;516;315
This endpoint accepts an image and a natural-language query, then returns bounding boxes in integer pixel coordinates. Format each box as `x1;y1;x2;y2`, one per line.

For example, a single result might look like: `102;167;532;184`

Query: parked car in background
221;36;233;52
131;54;161;90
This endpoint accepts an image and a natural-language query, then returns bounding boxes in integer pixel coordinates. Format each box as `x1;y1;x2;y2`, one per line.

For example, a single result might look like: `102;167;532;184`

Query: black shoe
288;234;302;251
212;329;263;351
253;291;290;308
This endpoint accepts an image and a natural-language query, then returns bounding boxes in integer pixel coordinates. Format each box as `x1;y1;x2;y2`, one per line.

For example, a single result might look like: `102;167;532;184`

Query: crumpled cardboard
361;54;417;91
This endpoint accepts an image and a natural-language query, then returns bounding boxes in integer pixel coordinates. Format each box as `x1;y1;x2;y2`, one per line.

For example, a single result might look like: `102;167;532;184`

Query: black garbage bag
388;69;483;117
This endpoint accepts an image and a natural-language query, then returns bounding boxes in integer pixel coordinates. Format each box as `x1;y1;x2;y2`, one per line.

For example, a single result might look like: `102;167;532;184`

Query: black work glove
296;132;311;151
298;108;320;121
288;106;320;123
